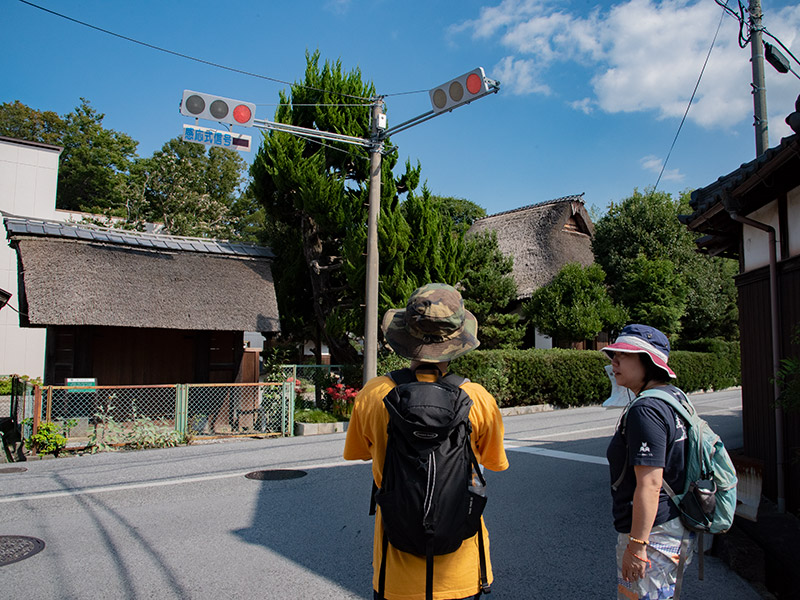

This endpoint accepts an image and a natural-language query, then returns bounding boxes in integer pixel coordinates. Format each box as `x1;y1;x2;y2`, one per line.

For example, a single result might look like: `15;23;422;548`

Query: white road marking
505;444;608;465
0;460;355;504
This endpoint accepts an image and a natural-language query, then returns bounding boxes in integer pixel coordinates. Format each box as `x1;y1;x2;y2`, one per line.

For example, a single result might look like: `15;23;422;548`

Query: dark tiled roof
685;133;799;221
2;215;274;259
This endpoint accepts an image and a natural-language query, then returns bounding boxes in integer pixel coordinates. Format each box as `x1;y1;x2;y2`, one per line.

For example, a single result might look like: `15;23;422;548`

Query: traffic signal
429;68;494;113
180;90;256;127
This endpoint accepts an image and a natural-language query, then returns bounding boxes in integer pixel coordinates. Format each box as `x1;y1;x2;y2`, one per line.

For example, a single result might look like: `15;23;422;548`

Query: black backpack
371;368;490;600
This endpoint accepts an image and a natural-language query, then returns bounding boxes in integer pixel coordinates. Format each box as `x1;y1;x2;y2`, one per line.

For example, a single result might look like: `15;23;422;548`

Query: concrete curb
294;421;349;436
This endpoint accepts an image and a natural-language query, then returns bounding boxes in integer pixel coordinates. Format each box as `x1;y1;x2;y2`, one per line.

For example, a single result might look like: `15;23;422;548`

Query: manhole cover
245;470;307;481
0;536;45;567
0;467;27;474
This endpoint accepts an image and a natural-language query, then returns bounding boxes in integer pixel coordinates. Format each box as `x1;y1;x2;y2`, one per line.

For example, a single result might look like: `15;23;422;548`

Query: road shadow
232;462;375;598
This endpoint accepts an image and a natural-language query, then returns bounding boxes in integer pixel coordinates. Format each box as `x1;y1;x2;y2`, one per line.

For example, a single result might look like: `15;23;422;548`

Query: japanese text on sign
182;125;251;152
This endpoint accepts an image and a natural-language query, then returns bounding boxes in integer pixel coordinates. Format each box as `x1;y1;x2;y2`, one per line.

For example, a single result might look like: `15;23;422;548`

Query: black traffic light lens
449;81;464;103
432;89;448;110
185;94;205;115
210;100;229;120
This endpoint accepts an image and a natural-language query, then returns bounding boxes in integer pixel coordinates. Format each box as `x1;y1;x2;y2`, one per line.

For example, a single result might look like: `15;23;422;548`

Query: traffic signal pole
363;99;384;383
242;69;499;384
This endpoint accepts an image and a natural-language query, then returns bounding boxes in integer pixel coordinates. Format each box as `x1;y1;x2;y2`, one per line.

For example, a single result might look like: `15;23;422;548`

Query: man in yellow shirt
344;283;509;600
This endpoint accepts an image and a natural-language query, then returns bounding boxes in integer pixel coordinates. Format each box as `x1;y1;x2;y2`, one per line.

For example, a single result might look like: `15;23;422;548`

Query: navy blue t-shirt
606;385;688;533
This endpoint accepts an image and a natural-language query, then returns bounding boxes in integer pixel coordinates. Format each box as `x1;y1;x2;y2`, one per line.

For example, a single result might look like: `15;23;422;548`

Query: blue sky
4;0;799;217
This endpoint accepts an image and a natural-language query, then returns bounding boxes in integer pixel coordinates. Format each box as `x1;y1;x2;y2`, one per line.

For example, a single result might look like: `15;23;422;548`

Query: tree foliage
461;230;524;349
250;51;420;362
524;263;628;344
592;188;738;339
127;137;250;238
0;100;65;145
1;98;138;214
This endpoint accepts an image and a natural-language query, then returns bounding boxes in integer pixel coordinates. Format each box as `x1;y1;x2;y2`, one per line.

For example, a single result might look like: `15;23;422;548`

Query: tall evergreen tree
461;230;525;349
250;51;425;364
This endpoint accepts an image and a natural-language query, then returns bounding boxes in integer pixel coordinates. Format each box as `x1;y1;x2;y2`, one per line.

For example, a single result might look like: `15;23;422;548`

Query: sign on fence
66;378;96;392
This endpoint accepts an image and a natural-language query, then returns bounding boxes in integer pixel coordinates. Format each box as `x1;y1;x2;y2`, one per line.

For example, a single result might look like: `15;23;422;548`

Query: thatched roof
468;194;594;299
4;216;280;332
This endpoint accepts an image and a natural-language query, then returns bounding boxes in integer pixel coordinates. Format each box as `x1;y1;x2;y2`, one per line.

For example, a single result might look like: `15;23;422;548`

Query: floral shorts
616;518;696;600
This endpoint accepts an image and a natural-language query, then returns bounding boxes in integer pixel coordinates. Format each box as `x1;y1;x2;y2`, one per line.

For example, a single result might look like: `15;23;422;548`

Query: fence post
32;385;42;435
175;385;188;435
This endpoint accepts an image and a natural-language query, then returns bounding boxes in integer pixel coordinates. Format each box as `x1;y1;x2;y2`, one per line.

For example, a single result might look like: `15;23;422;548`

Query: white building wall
742;202;780;272
0;138;62;378
788;185;800;258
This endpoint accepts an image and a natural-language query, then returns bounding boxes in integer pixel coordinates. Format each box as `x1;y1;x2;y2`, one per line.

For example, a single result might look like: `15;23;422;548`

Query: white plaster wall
534;328;553;350
0;138;62;378
742;202;780;272
788;185;800;258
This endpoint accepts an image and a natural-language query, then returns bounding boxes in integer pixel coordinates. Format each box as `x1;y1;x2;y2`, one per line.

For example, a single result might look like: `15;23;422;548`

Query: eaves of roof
2;214;275;259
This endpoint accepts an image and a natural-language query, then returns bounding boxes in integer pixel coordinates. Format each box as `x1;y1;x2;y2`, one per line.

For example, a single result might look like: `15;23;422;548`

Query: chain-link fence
12;364;349;449
31;381;295;446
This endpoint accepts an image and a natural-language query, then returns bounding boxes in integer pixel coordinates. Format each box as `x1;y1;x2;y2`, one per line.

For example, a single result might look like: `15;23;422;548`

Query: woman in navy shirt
604;325;694;600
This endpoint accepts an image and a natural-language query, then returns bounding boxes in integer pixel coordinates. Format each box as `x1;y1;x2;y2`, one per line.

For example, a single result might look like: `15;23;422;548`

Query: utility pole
363;99;384;383
750;0;769;155
195;68;499;384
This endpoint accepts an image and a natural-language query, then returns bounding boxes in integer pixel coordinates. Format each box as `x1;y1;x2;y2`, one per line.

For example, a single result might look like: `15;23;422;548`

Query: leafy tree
0;99;138;214
0;100;65;145
57;99;138;213
461;230;524;349
593;188;738;339
524;263;628;345
618;255;688;334
431;195;487;233
127;137;250;238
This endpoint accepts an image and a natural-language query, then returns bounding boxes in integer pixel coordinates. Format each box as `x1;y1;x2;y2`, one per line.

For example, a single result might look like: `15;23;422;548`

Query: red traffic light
429;68;494;113
180;90;256;127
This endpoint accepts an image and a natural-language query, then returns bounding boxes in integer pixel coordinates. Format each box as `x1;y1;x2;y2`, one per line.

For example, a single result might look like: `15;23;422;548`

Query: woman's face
609;351;647;393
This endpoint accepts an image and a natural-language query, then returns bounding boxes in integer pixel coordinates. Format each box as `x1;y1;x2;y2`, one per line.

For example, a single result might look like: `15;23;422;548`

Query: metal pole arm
252;119;372;148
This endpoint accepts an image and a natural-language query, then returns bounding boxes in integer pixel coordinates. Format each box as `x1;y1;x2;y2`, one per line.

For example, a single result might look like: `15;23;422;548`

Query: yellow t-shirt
343;371;509;600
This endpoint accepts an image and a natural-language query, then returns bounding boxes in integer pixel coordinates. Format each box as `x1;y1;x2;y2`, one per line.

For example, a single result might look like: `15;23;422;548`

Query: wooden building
680;98;800;514
4;216;280;386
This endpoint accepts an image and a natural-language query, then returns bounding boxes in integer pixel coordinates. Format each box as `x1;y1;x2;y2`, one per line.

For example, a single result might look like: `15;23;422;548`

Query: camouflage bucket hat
382;283;479;363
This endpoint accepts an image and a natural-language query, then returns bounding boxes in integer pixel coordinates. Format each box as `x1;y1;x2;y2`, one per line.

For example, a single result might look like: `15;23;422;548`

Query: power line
654;2;727;192
18;0;374;102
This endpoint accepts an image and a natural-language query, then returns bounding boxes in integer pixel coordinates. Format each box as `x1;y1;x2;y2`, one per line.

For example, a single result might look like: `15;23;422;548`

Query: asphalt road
0;389;761;599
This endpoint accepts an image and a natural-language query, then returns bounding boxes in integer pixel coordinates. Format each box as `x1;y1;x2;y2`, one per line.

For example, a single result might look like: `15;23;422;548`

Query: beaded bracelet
628;535;649;546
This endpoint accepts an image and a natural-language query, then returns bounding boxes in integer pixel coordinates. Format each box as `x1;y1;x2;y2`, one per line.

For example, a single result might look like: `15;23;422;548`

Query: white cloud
493;56;552;95
570;98;594;114
453;0;800;131
640;154;684;182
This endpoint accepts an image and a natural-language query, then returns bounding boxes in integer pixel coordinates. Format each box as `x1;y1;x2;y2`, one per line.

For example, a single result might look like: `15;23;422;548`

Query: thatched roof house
5;216;279;332
468;194;594;299
3;215;280;385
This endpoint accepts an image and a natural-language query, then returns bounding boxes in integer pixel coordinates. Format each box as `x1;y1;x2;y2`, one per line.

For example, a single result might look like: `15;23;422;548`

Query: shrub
295;408;338;423
370;344;739;408
23;420;67;456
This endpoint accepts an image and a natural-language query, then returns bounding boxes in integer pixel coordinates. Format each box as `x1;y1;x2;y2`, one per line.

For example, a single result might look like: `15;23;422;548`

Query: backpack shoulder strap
638;388;695;424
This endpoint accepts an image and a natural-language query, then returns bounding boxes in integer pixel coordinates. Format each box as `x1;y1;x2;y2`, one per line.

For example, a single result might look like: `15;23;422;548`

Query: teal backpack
617;388;738;535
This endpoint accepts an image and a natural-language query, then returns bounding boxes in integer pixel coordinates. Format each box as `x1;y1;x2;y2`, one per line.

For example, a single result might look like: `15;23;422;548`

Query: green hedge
374;345;741;408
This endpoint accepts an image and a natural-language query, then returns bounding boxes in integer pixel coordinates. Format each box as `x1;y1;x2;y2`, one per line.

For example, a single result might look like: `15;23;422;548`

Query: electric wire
18;0;374;102
654;2;728;192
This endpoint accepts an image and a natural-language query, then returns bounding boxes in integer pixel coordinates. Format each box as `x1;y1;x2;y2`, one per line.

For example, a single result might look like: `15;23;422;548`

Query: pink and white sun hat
602;324;676;379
